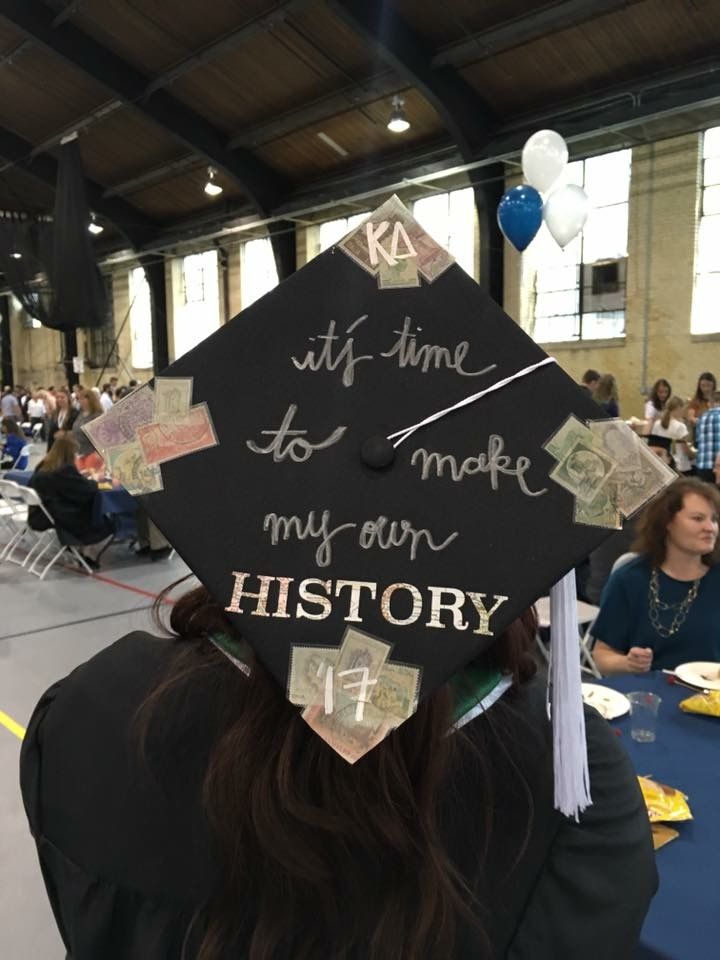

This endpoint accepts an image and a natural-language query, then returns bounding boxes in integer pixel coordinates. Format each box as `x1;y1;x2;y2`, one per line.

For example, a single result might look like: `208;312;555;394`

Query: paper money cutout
288;626;421;763
545;415;676;528
83;379;218;496
338;195;455;290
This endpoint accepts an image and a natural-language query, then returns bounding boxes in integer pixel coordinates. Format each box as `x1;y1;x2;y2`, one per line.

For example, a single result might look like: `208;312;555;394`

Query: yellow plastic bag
679;690;720;717
637;775;692;823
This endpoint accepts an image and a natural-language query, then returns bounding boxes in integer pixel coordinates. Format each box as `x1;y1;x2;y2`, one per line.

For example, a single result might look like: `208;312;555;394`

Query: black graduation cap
85;196;673;770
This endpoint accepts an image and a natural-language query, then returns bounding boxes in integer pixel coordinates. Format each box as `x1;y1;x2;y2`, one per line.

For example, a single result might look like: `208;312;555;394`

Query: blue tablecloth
600;672;719;959
4;469;137;539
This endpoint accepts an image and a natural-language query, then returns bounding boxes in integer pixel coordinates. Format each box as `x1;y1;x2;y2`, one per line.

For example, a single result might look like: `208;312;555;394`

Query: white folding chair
12;444;31;469
14;487;93;579
535;596;602;678
0;479;29;560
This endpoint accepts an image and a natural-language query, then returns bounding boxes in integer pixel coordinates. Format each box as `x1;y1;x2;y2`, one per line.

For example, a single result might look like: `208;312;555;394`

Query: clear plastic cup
628;692;661;743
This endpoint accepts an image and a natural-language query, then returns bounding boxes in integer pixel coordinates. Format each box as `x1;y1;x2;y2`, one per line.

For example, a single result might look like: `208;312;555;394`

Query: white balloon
543;185;590;249
522;129;569;193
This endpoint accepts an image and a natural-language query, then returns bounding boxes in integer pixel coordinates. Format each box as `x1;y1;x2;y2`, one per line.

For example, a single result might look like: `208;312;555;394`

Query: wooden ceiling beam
325;0;497;159
0;0;289;216
433;0;646;69
0;123;158;246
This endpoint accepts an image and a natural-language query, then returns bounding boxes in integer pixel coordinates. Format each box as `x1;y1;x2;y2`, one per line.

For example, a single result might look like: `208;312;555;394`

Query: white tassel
549;569;592;820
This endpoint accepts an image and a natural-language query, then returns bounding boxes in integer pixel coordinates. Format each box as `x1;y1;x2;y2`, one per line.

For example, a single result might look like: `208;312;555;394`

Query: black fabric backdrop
0;140;108;331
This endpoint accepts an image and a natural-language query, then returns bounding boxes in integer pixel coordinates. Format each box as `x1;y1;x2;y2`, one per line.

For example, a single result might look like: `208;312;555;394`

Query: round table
600;672;719;959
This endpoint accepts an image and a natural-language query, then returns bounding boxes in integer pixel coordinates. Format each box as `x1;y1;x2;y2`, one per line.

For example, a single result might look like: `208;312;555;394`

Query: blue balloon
497;185;543;252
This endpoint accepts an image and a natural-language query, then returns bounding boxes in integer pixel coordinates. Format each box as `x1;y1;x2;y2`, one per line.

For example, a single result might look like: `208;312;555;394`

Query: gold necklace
648;568;701;638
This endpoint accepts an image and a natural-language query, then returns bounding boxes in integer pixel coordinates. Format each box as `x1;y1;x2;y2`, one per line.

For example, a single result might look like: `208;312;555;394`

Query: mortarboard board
84;196;673;814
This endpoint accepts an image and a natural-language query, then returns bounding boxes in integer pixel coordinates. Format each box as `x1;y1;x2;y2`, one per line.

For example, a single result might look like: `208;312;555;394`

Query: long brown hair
139;584;538;960
38;434;77;472
595;373;618;404
660;395;685;430
633;477;720;567
79;388;103;415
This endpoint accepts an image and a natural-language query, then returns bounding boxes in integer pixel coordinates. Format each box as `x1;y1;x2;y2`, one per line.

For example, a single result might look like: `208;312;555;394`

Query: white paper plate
675;662;720;691
581;683;630;720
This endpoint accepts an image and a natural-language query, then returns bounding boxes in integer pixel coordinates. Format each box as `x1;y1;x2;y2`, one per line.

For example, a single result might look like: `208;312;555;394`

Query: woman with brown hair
646;396;692;472
46;386;77;449
19;586;657;960
592;478;720;674
28;434;113;567
594;373;620;417
686;371;716;426
72;387;105;474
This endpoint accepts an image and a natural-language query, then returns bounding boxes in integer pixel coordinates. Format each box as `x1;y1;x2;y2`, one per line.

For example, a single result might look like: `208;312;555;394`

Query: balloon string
388;356;557;448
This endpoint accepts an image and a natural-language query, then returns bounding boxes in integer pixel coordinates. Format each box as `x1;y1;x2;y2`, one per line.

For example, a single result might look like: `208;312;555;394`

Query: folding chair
12;444;32;469
534;595;602;678
579;552;638;671
0;479;30;560
4;486;93;578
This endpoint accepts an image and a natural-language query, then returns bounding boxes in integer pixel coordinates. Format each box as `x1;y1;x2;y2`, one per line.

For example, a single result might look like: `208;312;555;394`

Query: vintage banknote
588;418;642;471
335;626;391;685
302;695;392;764
543;414;593;461
137;401;218;465
378;256;421;289
550;436;617;504
339;194;453;283
573;484;623;529
154;376;193;422
614;443;676;518
370;662;421;724
82;382;155;456
106;439;163;495
288;645;338;706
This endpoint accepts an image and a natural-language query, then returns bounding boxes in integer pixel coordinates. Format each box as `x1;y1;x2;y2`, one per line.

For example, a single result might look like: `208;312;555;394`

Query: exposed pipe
640;142;655;399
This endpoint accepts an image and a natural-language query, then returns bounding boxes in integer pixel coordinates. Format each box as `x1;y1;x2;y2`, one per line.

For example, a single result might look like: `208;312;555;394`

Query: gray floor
0;534;193;959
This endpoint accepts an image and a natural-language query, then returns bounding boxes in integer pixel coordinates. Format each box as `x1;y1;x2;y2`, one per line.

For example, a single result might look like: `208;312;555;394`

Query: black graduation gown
19;632;657;960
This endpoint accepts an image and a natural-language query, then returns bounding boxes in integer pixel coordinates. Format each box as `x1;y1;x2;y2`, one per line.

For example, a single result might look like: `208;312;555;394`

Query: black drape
0;140;108;331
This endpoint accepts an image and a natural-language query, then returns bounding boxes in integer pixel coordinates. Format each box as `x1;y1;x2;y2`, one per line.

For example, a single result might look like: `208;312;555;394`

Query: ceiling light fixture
204;166;223;196
88;212;104;235
387;95;410;134
10;251;22;259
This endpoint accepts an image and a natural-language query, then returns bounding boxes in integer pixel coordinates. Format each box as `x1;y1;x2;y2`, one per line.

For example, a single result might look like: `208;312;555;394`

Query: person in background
694;390;720;483
578;368;600;397
594;373;620;417
115;385;130;400
687;371;716;427
27;390;46;438
0;385;21;423
643;378;671;432
100;383;114;412
72;388;104;475
647;396;692;473
46;387;78;449
592;478;720;675
134;507;171;561
1;417;28;468
128;378;138;391
39;388;56;417
109;375;119;398
28;435;113;569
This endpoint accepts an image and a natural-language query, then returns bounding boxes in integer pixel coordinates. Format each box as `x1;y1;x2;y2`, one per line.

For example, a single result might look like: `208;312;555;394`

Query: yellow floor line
0;709;26;741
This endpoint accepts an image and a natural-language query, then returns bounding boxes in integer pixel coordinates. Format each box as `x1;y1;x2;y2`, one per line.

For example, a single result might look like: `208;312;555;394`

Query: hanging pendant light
88;212;104;235
387;95;410;134
204;166;223;196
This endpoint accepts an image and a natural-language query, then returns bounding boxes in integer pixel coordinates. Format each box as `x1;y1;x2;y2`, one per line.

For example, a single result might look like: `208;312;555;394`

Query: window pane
584;150;631;206
692;272;720;334
695;214;720;273
582;203;629;262
129;267;153;370
241;238;278;308
535;262;580;294
703;126;720;159
413;192;450;247
447;187;475;277
704;157;720;187
536;288;580;319
533;314;580;342
317;213;368;253
581;311;626;340
703;184;720;216
173;250;219;359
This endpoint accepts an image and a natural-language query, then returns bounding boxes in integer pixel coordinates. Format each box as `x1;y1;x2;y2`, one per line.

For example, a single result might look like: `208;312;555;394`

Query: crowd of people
578;368;720;480
1;377;171;567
